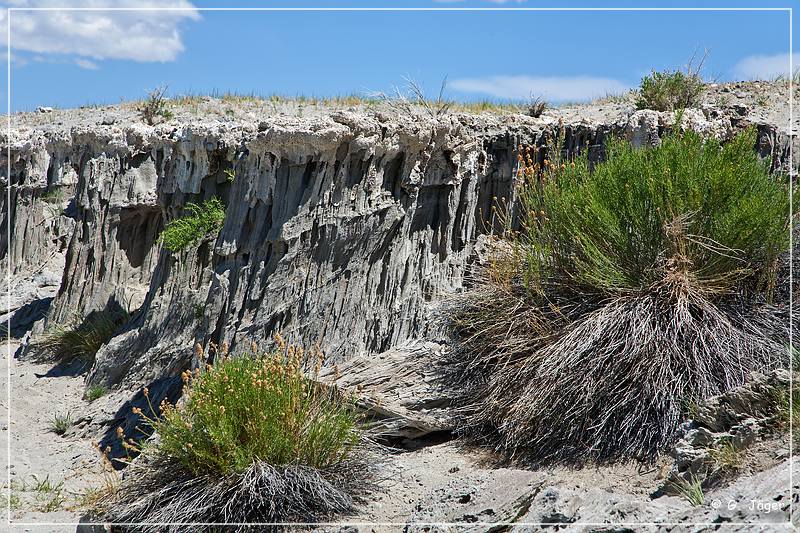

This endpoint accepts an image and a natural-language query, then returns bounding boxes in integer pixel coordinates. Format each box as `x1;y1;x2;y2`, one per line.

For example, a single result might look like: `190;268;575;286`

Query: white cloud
732;52;799;80
1;0;199;64
449;75;630;102
74;57;98;70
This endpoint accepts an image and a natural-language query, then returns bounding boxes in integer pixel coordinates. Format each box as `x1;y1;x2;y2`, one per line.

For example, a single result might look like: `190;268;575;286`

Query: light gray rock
662;370;790;494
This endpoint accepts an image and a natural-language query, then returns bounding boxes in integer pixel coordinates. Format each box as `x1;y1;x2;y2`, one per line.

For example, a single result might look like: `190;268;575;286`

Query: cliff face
3;91;796;398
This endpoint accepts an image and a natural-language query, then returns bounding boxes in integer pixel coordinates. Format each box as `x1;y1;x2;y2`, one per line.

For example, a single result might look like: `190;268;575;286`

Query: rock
76;515;111;532
661;370;790;494
625;110;662;148
318;340;452;439
683;427;715;448
36;106;53;113
101;116;116;125
731;418;759;449
694;370;789;432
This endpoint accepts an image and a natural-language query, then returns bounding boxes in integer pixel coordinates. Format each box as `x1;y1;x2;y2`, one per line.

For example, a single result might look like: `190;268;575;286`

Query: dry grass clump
449;125;793;464
30;309;128;366
138;85;173;125
98;340;374;531
373;76;452;118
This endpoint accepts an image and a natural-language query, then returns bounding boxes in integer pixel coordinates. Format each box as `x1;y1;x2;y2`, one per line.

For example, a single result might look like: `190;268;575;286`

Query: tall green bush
100;342;370;528
449;126;793;463
519;128;789;299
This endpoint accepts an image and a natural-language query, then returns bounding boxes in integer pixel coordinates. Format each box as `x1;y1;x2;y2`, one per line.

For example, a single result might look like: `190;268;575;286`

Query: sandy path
1;340;106;533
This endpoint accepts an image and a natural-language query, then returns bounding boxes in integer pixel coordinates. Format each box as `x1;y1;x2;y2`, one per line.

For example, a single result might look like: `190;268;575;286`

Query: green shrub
148;347;359;476
101;342;371;528
636;69;704;111
160;198;225;253
520;128;789;298
32;310;128;365
85;385;108;402
40;188;65;204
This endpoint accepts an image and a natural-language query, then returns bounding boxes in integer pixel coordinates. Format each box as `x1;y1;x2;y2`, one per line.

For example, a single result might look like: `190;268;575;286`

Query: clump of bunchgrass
31;309;128;366
50;412;74;435
98;339;374;531
669;474;705;506
30;475;65;512
84;385;108;402
373;76;452;118
526;95;548;118
160;197;225;252
448;123;793;464
708;438;743;473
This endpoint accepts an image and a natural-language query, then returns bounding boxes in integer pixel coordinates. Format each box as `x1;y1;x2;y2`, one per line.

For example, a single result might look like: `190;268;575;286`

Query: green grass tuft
160;198;226;253
85;385;108;402
669;474;705;506
708;438;743;472
50;412;74;435
40;188;65;204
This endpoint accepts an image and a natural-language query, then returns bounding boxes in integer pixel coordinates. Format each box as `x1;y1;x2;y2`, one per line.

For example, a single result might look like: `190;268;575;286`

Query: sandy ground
0;332;677;533
1;340;106;533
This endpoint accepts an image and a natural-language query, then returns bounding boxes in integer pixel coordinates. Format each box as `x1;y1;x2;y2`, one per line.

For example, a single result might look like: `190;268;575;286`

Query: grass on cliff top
450;126;793;464
636;53;705;111
636;69;704;111
160;197;225;253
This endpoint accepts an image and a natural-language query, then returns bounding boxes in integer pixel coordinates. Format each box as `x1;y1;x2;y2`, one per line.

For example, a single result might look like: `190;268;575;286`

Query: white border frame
4;4;794;530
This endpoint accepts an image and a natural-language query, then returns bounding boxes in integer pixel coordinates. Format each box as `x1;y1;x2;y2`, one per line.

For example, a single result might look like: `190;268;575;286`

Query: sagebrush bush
636;69;704;111
100;340;372;531
31;310;128;365
160;197;225;252
449;126;794;464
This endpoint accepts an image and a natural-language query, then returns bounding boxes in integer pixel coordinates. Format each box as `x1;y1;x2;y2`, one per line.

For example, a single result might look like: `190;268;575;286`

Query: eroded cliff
3;83;797;439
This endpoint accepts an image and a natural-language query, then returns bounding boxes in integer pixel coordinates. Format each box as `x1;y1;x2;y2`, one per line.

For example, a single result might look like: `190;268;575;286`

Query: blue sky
2;0;797;111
